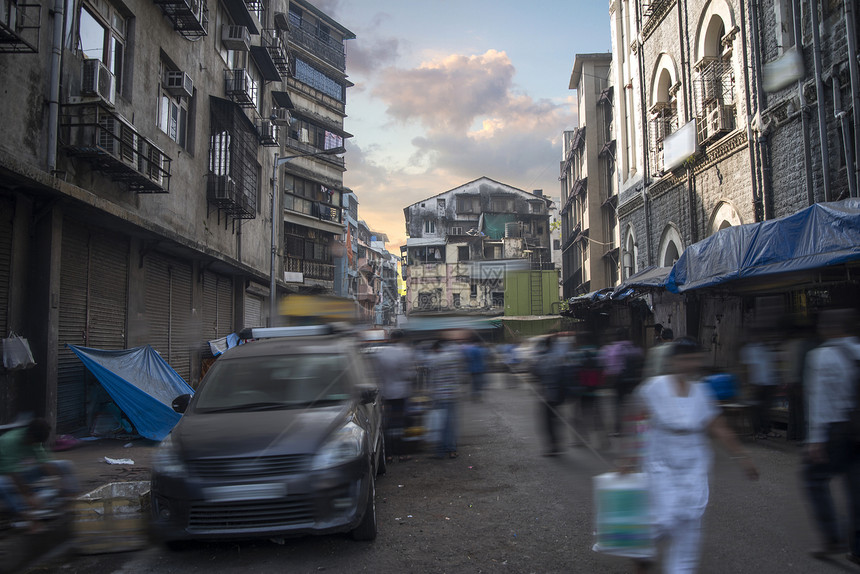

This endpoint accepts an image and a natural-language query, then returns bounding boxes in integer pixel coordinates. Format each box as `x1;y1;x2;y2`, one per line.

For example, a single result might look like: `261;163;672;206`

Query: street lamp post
269;146;346;326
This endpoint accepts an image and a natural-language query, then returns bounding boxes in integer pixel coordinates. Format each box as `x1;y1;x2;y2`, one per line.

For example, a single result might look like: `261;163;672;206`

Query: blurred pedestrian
601;328;644;436
801;308;860;564
0;417;79;531
779;319;817;442
642;327;674;380
630;337;758;573
373;330;416;462
463;334;488;401
739;328;781;439
571;332;607;449
533;335;566;457
426;338;466;459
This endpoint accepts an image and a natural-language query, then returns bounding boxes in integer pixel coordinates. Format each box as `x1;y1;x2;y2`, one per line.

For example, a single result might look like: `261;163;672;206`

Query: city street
25;372;854;574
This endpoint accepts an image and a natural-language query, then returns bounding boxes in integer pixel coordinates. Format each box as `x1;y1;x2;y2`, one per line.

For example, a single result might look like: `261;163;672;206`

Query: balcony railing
262;29;290;77
152;0;209;39
285;257;334;281
287;15;346;71
60;102;171;193
224;69;257;108
0;1;40;53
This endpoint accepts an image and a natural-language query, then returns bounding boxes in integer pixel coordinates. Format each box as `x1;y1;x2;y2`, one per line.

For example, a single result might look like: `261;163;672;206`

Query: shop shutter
144;252;192;383
202;271;219;341
170;261;193;382
0;197;12;339
57;223;90;434
216;275;234;337
244;294;262;329
87;233;128;349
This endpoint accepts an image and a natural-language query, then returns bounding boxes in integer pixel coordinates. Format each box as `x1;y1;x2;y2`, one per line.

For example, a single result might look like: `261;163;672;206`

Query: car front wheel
351;474;377;541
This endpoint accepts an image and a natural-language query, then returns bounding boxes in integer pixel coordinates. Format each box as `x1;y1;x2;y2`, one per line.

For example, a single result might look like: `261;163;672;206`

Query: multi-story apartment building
560;53;617;298
335;191;359;299
402;177;552;315
0;0;352;431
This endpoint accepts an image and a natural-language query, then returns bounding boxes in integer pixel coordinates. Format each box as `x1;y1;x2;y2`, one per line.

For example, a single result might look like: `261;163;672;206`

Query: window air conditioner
165;71;193;99
81;59;116;106
271;107;291;125
222;25;251;51
258;120;278;143
119;119;139;167
97;115;120;156
213;175;236;200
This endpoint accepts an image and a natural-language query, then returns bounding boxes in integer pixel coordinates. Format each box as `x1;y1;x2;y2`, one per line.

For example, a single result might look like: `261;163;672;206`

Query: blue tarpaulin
68;345;194;441
666;199;860;293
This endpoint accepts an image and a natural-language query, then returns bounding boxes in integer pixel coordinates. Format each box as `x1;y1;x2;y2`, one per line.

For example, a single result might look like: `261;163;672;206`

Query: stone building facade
402;177;552;315
0;0;353;432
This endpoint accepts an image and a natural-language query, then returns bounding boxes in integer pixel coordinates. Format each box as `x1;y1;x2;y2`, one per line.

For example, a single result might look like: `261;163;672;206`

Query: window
470;284;477;298
458;246;469;261
457;196;480;213
490;197;514;212
283;174;342;223
290;118;343;151
157;62;190;149
424;219;436;234
450;226;463;235
553;239;561;250
452;293;461;308
78;1;127;94
294;57;344;102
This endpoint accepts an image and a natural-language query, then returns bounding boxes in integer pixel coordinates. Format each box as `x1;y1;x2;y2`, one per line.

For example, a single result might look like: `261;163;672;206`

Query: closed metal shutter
144;252;192;382
87;233;128;349
244;294;262;329
216;276;234;337
0;197;12;339
57;223;90;434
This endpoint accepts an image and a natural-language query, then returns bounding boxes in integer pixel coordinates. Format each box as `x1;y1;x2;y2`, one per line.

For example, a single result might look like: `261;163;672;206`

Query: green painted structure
503;270;560;317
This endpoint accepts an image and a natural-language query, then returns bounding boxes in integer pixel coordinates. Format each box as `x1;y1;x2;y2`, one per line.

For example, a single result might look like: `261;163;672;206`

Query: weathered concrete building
0;0;353;432
402;177;552;315
560;53;618;299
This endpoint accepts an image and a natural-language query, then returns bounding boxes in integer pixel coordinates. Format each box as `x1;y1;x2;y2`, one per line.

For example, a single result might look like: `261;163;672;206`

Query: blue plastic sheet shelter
68;345;194;441
666;199;860;293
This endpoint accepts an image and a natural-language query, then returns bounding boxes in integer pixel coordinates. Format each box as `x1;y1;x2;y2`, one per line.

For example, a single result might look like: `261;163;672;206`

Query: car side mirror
359;387;379;405
172;394;191;413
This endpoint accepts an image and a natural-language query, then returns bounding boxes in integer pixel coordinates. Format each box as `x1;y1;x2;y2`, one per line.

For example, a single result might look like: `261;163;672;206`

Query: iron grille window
207;97;259;218
294;57;344;102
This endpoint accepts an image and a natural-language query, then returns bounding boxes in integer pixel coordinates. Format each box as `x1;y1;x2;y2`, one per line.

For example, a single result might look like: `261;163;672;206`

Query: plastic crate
72;481;151;554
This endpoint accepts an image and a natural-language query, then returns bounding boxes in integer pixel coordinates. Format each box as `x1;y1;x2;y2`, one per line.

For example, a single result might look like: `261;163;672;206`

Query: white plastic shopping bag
2;332;36;370
592;472;655;559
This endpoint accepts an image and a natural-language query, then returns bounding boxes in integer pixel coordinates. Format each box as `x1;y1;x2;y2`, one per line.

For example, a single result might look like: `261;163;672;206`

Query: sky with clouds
316;1;612;249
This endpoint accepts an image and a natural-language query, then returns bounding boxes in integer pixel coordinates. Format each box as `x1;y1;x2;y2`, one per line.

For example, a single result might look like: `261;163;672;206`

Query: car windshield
194;353;352;412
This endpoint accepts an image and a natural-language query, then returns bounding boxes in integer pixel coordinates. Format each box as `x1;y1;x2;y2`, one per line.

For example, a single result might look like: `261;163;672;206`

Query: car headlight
311;421;366;470
153;434;187;477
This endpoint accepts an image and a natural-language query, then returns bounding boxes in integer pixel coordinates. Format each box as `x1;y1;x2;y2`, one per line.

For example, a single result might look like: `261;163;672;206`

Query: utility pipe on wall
793;0;815;206
844;0;860;197
750;0;774;220
740;0;763;221
47;0;64;173
810;0;833;201
833;74;858;198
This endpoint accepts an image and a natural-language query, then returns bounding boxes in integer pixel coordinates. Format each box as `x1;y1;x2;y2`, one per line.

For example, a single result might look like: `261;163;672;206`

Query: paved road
24;372;855;573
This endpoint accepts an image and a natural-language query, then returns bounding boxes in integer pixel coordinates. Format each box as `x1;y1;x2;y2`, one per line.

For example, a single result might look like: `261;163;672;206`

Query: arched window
649;55;680;175
622;226;638;280
694;1;737;144
708;201;743;235
658;224;684;267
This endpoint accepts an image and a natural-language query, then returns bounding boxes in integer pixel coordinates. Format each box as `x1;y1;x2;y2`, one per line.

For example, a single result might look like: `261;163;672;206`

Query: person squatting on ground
0;417;78;531
427;339;466;459
625;337;758;574
372;330;416;462
801;308;860;565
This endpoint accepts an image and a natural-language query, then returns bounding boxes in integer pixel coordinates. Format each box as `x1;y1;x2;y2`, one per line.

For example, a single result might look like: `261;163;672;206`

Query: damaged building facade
0;0;353;432
402;177;553;315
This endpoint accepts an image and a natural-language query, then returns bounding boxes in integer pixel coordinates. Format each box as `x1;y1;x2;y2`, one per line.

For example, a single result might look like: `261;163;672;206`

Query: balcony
287;13;346;71
283;135;345;169
262;28;289;77
0;1;40;53
60;102;171;193
207;174;255;219
224;69;257;108
285;257;334;281
152;0;209;39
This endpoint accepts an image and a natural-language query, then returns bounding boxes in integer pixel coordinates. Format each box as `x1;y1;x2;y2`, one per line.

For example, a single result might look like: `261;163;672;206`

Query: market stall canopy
611;266;673;299
68;345;194;441
666;199;860;293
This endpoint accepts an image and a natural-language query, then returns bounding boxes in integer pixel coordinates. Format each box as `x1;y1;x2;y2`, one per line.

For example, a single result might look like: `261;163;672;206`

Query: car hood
172;405;352;459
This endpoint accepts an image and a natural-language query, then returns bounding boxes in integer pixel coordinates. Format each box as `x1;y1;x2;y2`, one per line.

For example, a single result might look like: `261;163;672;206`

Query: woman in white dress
633;337;758;573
